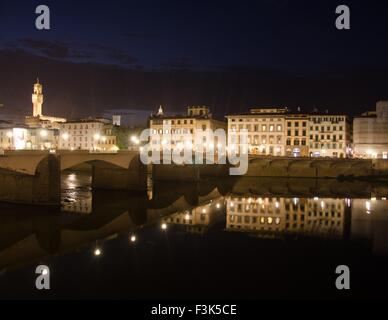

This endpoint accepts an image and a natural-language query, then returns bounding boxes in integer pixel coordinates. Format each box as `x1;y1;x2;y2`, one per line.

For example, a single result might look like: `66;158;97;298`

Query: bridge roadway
0;150;146;205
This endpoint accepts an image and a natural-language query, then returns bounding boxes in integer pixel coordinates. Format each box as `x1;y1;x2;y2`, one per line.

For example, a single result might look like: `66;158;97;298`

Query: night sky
0;0;388;118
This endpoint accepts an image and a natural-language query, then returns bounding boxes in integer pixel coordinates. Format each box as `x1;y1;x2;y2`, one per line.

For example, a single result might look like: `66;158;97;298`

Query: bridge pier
0;153;60;206
91;156;147;191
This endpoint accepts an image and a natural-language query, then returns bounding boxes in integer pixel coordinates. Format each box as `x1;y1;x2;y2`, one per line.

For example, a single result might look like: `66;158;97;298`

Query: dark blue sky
1;0;387;71
1;0;388;117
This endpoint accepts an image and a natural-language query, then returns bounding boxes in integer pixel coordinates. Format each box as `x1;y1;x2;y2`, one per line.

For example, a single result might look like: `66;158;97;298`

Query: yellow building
308;114;351;158
226;108;286;156
149;106;227;152
285;113;309;157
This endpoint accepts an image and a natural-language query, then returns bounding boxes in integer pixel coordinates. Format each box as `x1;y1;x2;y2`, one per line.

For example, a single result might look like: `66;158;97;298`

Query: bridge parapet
59;150;139;171
0;151;52;175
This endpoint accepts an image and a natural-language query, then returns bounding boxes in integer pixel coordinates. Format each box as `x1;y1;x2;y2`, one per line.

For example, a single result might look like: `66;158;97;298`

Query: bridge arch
59;150;139;171
0;151;57;176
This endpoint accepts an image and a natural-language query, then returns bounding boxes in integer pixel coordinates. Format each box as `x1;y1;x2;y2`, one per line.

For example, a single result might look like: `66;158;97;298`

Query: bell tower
32;78;44;117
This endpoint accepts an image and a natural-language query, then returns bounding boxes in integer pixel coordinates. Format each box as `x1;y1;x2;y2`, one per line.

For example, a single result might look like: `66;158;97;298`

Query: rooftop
226;109;349;118
63;117;112;124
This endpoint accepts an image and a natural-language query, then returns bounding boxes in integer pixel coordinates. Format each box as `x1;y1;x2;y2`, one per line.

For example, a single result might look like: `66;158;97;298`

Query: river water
0;171;387;299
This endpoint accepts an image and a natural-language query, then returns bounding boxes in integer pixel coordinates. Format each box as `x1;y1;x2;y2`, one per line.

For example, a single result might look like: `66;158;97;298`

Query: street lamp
40;130;48;138
131;135;140;145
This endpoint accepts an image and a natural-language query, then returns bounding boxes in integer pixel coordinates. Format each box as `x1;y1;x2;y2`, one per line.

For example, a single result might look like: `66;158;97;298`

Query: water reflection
61;170;92;214
1;174;388;273
226;196;347;239
351;198;388;256
162;198;225;234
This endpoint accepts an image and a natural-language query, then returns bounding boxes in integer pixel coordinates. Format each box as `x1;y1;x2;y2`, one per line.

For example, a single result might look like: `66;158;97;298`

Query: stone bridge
246;156;388;178
0;150;146;205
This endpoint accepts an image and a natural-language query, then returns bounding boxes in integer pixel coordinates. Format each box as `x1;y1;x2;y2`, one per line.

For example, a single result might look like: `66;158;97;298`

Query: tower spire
157;105;164;116
32;79;43;117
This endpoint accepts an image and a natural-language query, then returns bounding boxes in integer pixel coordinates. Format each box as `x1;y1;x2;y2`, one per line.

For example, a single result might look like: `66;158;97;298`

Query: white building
308;114;351;158
59;118;117;151
0;127;27;150
353;101;388;158
0;125;57;151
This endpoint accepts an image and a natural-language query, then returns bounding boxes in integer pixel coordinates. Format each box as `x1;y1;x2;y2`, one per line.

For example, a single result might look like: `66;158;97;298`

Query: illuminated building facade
353;101;388;158
149;106;227;152
285;113;309;157
227;108;352;158
59;118;117;151
227;108;286;156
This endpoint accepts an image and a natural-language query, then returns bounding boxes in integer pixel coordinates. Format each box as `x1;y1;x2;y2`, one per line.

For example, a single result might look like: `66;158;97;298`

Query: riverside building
227;108;352;158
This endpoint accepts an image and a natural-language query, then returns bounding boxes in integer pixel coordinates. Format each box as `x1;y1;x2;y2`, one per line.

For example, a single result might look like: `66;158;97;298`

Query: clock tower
32;78;43;117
